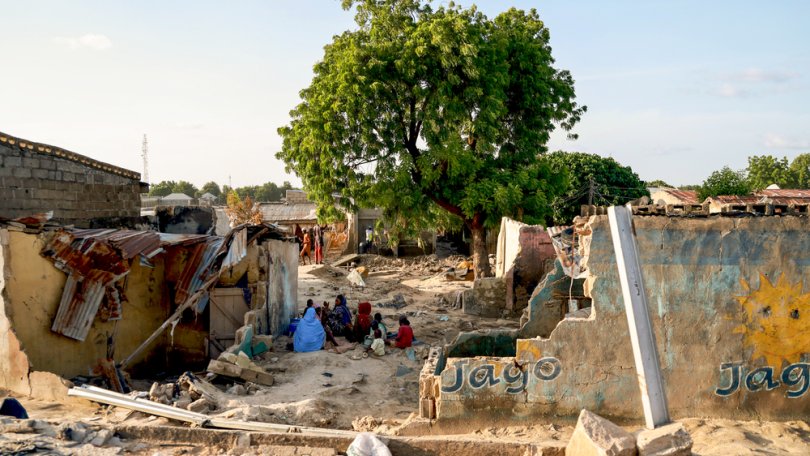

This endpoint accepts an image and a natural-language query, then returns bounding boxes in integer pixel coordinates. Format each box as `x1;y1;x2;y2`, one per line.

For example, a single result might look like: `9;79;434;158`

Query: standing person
313;224;324;264
300;230;312;265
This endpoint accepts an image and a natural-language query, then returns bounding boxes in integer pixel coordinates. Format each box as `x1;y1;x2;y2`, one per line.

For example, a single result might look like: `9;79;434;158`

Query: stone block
4;156;21;168
31;169;48;179
566;409;636;456
636;423;692;456
187;397;214;413
22;157;39;168
13;167;31;178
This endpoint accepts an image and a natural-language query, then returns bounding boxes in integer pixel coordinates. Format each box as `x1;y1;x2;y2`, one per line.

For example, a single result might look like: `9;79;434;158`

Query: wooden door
208;288;250;358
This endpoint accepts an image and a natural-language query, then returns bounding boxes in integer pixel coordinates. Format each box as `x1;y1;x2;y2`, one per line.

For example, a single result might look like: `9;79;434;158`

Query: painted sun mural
735;274;810;367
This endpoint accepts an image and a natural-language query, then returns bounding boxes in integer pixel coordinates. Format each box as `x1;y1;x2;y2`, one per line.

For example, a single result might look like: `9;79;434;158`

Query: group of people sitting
293;294;414;354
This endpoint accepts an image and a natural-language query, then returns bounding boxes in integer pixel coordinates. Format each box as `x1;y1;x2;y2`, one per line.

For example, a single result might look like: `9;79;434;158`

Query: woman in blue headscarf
294;307;326;352
328;294;356;341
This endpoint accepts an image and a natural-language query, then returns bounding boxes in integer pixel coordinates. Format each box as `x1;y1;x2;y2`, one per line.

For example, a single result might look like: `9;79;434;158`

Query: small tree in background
225;191;262;226
697;167;751;200
148;180;176;197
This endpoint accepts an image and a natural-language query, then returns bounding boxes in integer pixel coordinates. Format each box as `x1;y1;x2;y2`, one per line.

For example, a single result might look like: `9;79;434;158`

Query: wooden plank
331;253;360;267
608;204;671;429
239;368;274;386
207;359;242;378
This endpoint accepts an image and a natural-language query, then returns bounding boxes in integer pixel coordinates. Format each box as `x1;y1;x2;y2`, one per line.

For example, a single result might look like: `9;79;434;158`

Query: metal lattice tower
141;134;149;184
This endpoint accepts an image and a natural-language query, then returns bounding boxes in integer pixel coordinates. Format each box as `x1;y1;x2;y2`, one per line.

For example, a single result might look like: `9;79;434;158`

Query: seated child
364;320;379;348
373;313;388;338
369;329;385;356
388;315;413;349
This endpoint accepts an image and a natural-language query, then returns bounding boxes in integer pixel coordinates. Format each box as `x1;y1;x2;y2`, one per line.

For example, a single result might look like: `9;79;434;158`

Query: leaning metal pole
608;204;671;429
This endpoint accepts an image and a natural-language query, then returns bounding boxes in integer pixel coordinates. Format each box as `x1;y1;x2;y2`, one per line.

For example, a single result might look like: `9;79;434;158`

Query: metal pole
608;204;670;429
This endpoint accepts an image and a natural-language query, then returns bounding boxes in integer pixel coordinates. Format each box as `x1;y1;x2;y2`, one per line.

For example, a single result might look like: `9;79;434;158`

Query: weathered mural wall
427;215;809;422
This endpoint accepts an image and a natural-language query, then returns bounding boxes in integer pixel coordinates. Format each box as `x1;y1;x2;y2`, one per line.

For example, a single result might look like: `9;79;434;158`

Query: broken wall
494;218;556;315
429;216;810;423
0;229;178;395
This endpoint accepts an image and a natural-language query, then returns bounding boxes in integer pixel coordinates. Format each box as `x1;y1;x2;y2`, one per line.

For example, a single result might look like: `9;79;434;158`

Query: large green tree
277;0;584;277
697;167;751;200
747;155;794;190
540;151;648;225
790;153;810;188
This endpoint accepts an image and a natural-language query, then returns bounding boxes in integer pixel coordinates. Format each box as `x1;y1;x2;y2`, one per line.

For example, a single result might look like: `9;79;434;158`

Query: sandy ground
1;254;808;454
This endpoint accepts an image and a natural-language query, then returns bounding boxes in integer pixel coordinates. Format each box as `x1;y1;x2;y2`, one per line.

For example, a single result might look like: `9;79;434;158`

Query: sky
1;1;808;189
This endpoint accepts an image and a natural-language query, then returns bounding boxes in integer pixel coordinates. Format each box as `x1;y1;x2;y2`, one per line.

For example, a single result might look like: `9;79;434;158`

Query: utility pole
588;177;595;205
141;134;149;184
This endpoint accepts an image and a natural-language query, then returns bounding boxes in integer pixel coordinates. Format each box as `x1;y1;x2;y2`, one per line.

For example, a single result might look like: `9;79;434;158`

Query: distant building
0;130;144;226
161;192;194;206
649;188;700;206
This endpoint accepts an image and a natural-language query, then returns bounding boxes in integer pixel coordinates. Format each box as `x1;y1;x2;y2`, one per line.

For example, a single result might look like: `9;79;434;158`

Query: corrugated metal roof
43;223;287;342
757;189;810;198
708;195;761;205
259;203;317;222
660;189;700;204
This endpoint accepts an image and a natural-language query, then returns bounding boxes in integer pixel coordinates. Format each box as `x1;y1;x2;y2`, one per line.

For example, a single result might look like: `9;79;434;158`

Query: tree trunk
470;216;491;279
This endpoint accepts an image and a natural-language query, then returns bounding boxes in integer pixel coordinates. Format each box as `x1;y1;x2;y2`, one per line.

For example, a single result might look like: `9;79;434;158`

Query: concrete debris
376;294;407;310
56;421;88;442
90;428;114;446
636;423;692;456
187;397;215;413
227;384;247;396
148;382;175;405
566;409;636;456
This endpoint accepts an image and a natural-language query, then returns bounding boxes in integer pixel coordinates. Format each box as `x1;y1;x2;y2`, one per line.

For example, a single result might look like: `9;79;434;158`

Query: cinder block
12;167;31;178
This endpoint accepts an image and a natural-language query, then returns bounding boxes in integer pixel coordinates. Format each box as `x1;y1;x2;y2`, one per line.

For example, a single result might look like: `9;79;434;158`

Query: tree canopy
539;151;648;225
747;155;793;190
697;167;751;200
277;0;584;277
645;179;672;188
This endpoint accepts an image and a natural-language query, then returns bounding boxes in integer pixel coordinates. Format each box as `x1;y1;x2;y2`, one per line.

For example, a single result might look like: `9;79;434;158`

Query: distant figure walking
300;230;312;265
314;224;324;264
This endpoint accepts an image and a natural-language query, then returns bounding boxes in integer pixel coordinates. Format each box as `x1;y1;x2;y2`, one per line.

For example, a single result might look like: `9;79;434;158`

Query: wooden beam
608;204;670;429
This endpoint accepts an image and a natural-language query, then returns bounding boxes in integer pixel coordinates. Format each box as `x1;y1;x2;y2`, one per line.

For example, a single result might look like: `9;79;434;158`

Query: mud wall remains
494;218;556;315
0;230;193;395
430;216;810;422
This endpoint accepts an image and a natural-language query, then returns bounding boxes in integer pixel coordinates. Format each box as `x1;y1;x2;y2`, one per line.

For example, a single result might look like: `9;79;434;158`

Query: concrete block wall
0;133;142;226
430;215;810;423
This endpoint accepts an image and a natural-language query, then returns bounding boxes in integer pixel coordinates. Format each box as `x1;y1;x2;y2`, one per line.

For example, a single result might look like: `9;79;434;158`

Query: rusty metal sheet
51;274;107;341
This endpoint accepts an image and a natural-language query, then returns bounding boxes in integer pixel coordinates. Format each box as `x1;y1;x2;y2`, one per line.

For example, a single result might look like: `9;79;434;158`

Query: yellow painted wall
3;231;173;379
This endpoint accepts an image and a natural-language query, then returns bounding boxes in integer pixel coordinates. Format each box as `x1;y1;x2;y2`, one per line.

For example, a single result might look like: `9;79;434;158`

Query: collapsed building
421;208;809;424
0;217;298;399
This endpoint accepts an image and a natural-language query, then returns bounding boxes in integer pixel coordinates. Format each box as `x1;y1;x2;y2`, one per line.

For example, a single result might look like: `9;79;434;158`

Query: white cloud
731;68;799;84
53;34;113;51
763;133;810;150
713;83;747;98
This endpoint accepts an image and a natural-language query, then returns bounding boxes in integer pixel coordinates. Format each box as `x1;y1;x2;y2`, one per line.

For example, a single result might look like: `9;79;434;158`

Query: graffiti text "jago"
715;362;808;398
